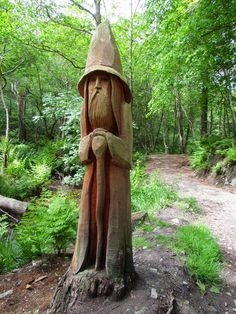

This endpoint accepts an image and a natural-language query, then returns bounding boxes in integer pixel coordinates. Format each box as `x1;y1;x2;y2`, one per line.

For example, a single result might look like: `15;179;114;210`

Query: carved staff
92;134;107;270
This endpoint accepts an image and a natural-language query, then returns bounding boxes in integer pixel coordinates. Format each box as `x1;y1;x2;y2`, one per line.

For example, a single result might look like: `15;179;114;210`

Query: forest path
146;154;236;263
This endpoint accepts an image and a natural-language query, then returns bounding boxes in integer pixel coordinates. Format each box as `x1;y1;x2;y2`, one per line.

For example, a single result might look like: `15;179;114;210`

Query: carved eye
90;78;96;83
101;76;108;82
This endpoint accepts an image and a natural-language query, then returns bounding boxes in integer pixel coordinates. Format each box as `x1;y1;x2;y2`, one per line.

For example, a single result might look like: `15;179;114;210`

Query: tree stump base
47;268;135;314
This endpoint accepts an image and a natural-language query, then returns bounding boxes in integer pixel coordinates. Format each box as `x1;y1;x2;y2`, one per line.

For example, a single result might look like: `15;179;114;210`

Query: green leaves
16;191;79;257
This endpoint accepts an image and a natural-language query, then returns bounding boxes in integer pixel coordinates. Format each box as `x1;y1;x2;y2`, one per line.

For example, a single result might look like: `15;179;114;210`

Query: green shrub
60;103;84;186
212;161;223;174
131;161;177;213
227;148;236;163
0;215;9;238
190;144;209;170
133;151;147;165
190;137;235;172
33;140;64;171
0;140;64;199
0;216;24;272
16;191;79;258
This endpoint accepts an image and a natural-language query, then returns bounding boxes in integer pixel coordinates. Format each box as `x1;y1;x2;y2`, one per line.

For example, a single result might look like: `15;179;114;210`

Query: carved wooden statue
48;22;135;313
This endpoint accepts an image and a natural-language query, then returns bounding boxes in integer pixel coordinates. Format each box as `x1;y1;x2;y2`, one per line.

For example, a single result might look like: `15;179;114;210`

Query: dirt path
146;154;236;263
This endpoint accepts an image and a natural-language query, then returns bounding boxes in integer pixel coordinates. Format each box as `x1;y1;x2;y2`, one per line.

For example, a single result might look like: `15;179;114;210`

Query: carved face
87;71;115;131
88;71;111;101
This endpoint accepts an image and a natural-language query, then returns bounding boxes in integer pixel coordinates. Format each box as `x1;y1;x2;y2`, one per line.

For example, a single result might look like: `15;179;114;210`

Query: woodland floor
0;154;236;314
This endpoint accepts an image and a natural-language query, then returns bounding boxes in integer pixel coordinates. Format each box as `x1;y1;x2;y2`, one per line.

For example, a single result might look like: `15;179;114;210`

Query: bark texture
0;195;27;214
48;268;134;314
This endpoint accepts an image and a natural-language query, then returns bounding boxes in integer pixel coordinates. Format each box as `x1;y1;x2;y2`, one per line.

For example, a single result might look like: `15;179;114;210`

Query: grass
155;217;172;227
131;163;178;213
176;196;201;213
136;216;171;232
156;224;222;290
132;236;154;249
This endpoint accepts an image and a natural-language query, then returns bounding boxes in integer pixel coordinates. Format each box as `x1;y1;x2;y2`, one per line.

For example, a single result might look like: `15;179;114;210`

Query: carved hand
92;128;107;137
92;135;107;159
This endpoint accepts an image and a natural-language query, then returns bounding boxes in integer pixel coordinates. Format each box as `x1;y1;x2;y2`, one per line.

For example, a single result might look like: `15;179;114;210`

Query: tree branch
70;0;96;21
12;36;84;69
201;21;236;37
3;58;25;75
45;7;93;35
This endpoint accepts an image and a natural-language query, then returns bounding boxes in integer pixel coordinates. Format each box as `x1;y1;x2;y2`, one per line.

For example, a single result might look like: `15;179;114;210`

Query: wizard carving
71;22;134;278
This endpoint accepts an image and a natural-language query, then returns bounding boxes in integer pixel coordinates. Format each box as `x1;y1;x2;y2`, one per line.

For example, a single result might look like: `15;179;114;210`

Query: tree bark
11;82;27;141
0;78;9;140
175;90;184;153
18;93;27;140
47;268;134;314
162;113;169;153
200;86;208;137
0;195;27;215
94;0;101;26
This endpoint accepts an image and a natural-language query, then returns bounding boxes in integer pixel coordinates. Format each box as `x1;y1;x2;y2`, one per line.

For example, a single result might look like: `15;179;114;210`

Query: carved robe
71;77;134;277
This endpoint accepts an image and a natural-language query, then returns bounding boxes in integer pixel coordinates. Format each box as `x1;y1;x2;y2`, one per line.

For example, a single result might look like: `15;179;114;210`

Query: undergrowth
132;236;154;249
0;140;63;199
157;224;222;291
190;136;236;172
131;161;177;213
0;191;79;273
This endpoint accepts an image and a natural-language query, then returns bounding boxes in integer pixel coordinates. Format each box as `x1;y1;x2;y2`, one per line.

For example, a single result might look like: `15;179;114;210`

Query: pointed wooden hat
78;21;131;103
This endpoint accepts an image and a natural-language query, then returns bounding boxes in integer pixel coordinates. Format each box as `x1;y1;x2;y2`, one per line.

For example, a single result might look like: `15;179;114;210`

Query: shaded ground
1;154;236;313
0;257;70;314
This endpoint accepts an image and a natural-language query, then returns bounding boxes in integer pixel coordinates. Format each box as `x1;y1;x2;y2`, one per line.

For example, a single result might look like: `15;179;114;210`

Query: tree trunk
0;78;9;140
11;83;27;141
200;86;208;137
175;90;184;153
209;101;213;135
0;78;10;173
47;268;134;314
130;0;133;96
94;0;101;26
17;93;27;141
224;68;236;136
162;113;169;153
0;195;27;215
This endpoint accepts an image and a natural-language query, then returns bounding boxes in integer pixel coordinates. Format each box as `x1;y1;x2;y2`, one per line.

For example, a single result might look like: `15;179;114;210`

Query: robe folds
71;96;135;277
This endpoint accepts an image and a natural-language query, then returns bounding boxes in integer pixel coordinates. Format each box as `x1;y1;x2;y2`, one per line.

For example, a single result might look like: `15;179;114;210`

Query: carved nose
95;77;101;90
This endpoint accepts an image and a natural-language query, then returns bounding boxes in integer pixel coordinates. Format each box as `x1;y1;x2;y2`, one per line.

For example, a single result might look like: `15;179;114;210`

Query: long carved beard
88;90;115;132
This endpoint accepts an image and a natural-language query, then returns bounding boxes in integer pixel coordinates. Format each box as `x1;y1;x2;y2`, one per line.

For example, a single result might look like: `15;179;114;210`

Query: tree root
47;268;135;314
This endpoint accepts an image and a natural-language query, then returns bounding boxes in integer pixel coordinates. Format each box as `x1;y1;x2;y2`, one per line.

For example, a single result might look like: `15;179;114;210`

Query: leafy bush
0;215;9;238
227;148;236;163
0;137;14;172
190;146;209;170
16;191;79;258
190;137;235;172
131;161;177;213
0;140;63;199
212;161;223;174
0;216;24;272
60;105;84;186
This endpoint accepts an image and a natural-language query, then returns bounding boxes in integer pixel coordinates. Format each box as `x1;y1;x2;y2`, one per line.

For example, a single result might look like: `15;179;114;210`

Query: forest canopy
0;0;235;182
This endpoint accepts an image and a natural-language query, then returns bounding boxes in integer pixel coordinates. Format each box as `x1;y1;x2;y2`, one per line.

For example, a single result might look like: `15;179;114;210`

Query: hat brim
78;65;132;103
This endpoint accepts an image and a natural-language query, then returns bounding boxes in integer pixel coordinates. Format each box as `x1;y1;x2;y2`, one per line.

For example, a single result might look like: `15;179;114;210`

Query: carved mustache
90;90;99;102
